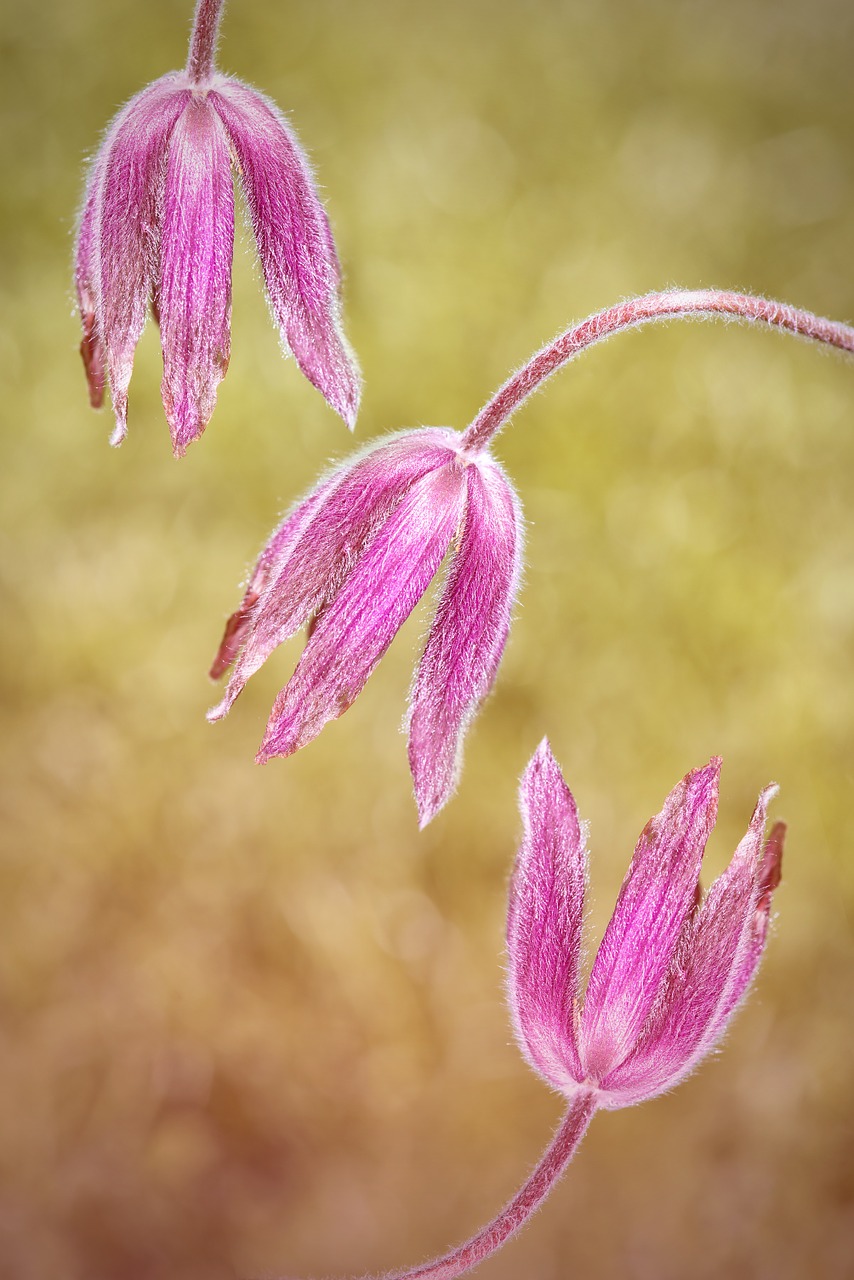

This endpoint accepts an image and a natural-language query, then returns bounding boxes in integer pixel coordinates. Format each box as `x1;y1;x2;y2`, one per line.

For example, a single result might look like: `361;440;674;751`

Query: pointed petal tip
256;717;300;764
674;754;722;818
523;738;564;793
758;780;781;809
255;736;289;766
526;736;552;769
206;689;237;723
167;407;206;457
695;754;722;783
417;808;435;832
742;782;780;843
324;361;362;431
414;786;447;830
164;390;215;458
341;389;360;432
108;417;128;449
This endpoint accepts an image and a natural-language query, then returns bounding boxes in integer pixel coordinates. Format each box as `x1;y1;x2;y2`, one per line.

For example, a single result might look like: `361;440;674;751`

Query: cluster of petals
208;428;523;827
76;64;359;455
508;743;784;1109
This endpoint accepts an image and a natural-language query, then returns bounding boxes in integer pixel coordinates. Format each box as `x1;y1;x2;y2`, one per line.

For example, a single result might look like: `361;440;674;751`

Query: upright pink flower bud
509;742;784;1108
208;427;523;827
275;749;783;1280
75;0;360;455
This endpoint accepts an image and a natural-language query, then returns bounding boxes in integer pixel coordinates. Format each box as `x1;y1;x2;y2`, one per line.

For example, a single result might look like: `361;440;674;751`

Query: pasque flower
75;0;360;455
210;288;854;822
508;743;784;1109
278;746;783;1280
208;428;523;828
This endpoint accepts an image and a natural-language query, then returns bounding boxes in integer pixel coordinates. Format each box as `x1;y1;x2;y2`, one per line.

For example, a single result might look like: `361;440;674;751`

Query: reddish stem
273;1093;596;1280
460;289;854;455
187;0;226;84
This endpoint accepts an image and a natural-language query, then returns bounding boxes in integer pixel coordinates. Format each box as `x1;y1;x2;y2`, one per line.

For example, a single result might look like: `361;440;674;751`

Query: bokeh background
2;0;853;1276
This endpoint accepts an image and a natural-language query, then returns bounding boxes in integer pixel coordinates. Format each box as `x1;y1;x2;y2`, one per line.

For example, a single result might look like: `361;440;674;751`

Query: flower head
75;0;360;455
508;742;783;1109
208;428;523;826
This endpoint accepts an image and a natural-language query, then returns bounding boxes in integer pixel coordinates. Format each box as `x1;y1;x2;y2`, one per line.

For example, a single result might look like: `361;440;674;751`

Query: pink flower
509;741;784;1109
208;428;523;827
75;0;360;455
279;749;782;1280
207;285;853;832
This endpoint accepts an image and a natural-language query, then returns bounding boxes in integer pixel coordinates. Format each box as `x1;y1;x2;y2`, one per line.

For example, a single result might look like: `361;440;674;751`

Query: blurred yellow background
1;0;853;1276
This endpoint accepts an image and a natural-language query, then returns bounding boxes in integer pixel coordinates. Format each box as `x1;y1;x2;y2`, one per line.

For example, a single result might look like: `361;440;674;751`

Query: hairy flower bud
75;0;360;454
209;428;523;826
509;742;784;1108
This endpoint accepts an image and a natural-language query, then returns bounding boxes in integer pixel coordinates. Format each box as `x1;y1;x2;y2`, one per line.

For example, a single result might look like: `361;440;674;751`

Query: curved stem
272;1093;595;1280
187;0;226;85
460;289;854;455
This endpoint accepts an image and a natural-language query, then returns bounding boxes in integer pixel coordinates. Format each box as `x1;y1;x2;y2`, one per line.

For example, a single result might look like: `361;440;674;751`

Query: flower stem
187;0;225;84
356;1093;595;1280
460;289;854;455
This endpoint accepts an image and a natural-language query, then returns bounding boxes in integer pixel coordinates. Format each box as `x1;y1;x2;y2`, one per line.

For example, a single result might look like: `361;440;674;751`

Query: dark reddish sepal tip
80;324;105;409
759;821;785;903
209;599;258;679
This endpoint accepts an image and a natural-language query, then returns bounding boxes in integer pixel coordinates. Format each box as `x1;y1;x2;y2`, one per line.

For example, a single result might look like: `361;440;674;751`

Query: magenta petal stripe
212;431;459;717
94;75;190;445
258;464;467;761
601;786;780;1106
208;474;341;684
508;741;587;1089
158;99;234;456
75;76;183;414
75;148;109;409
580;759;720;1079
210;81;361;428
407;459;523;827
706;814;784;1032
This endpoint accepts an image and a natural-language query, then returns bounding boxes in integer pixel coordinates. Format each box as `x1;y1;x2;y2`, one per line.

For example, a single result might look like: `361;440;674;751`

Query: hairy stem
460;289;854;455
187;0;226;84
272;1093;595;1280
383;1093;596;1279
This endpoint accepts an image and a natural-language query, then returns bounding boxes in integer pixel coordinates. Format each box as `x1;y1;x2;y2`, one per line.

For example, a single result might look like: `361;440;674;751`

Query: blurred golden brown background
2;0;854;1276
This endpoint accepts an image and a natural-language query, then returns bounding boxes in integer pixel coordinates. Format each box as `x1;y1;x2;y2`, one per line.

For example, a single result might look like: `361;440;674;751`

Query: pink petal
210;79;361;427
407;458;523;827
95;75;190;445
208;430;458;719
257;463;467;761
507;741;587;1092
158;98;234;455
706;816;784;1030
75;149;108;408
208;473;339;683
600;787;782;1106
580;758;721;1080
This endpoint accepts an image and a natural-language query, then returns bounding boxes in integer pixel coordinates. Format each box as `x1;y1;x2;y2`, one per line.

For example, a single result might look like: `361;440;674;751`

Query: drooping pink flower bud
509;741;784;1109
208;287;851;823
208;428;523;827
75;0;360;455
